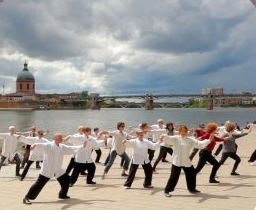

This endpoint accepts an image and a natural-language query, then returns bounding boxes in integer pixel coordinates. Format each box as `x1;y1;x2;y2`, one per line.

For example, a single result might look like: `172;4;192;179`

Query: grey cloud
0;0;251;58
0;60;22;77
0;1;95;61
0;0;256;94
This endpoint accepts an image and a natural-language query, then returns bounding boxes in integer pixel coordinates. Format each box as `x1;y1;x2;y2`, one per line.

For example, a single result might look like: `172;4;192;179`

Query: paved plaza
1;132;256;210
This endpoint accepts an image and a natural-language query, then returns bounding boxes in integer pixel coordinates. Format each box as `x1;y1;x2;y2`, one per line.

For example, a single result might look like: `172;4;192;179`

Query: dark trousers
70;162;96;185
219;152;241;173
95;149;102;163
214;144;223;156
21;148;30;168
21;160;34;179
124;162;152;187
148;149;155;162
120;157;125;167
165;164;196;193
0;154;21;175
195;149;220;180
189;148;199;160
25;173;70;200
66;157;75;174
248;149;256;162
104;150;130;173
36;161;40;168
104;152;110;166
152;146;173;170
162;149;167;161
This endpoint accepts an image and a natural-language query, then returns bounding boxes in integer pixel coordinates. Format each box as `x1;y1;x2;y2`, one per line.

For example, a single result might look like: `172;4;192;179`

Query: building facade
16;62;35;95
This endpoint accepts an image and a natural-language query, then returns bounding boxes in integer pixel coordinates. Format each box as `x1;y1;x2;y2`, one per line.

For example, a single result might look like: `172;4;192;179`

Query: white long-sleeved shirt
108;130;132;155
105;137;114;149
34;142;80;178
151;125;166;142
125;138;160;164
0;133;21;159
147;128;167;143
25;136;50;161
163;135;210;167
160;129;178;148
67;133;85;146
74;135;105;163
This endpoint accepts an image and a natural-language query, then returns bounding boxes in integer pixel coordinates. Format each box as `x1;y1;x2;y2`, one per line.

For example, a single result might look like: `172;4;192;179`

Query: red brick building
16;62;35;96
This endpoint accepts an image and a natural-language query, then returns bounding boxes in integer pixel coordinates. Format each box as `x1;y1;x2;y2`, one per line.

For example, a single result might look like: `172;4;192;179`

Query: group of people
0;119;255;204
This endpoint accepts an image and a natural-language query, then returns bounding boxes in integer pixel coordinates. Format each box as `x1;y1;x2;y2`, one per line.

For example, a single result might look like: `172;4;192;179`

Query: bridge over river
85;93;255;110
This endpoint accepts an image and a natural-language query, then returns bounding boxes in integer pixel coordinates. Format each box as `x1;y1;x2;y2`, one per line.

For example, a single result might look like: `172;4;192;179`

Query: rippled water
1;108;256;136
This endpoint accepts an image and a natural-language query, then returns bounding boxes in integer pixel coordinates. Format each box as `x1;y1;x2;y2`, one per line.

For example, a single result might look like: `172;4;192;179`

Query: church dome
16;62;35;82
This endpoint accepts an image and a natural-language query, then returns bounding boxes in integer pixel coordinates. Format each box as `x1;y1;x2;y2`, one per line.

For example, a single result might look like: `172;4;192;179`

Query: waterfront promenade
0;132;256;210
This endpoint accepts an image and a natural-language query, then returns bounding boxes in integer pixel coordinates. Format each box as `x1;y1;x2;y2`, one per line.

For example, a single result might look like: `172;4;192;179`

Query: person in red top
194;122;228;183
189;124;206;160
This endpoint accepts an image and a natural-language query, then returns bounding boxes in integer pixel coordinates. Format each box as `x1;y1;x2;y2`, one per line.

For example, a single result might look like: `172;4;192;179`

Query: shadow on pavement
34;198;115;210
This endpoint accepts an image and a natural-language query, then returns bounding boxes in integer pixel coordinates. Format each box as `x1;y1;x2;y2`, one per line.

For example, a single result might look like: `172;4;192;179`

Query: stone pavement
1;132;256;210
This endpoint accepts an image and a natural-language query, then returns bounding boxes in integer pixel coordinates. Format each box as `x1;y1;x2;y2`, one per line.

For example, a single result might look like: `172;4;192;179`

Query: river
1;108;256;135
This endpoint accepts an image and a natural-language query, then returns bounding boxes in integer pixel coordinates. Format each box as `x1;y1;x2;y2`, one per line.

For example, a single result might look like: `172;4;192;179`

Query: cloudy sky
0;0;256;95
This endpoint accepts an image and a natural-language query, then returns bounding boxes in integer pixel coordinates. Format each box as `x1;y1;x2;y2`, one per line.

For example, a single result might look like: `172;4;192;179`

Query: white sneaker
124;186;130;189
23;198;31;205
249;162;254;166
164;192;171;197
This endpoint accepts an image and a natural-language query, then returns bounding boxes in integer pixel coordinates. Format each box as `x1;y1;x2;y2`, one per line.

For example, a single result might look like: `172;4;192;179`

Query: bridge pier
206;94;213;110
87;93;101;109
145;94;154;110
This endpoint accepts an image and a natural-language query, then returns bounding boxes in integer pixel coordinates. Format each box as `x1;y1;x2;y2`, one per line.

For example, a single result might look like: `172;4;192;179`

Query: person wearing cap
22;133;85;205
123;130;162;189
0;126;23;176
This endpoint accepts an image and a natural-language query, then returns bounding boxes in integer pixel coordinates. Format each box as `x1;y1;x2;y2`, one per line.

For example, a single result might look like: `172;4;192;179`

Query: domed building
16;62;35;95
0;62;37;109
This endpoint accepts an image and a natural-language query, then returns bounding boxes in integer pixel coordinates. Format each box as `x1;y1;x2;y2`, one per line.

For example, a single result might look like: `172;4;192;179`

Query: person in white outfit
140;123;166;162
65;126;85;175
0;126;23;176
19;130;50;181
123;130;162;189
23;133;85;205
161;125;211;197
69;127;106;186
92;127;102;163
20;126;42;169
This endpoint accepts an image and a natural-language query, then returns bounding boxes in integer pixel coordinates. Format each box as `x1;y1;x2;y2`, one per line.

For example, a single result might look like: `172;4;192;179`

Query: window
27;84;29;90
20;84;22;90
